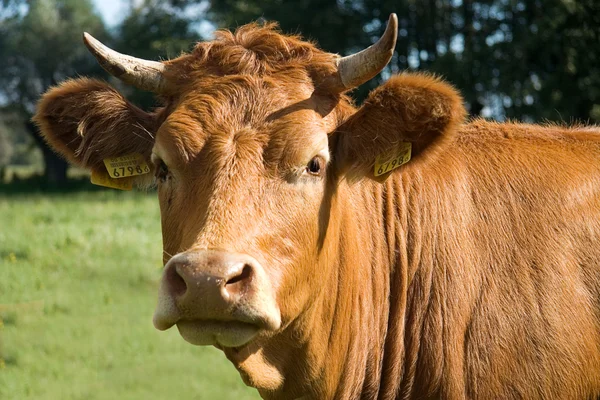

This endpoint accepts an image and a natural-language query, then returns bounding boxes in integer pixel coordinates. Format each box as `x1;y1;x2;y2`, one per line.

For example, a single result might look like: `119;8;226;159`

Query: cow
33;13;600;400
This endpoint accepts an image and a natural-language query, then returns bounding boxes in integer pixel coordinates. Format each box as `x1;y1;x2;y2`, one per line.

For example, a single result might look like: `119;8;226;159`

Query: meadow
0;189;261;400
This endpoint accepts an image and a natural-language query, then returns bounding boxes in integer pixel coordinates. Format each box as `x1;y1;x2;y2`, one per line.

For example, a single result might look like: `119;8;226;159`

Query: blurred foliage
0;0;107;106
0;112;42;169
0;0;108;186
1;0;599;188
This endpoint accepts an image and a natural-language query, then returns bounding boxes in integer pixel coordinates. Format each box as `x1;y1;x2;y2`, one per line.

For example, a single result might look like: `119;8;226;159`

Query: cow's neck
322;172;446;399
257;172;443;400
301;174;434;399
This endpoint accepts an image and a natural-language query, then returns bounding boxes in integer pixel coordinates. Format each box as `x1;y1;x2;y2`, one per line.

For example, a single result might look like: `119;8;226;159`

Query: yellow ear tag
374;142;412;178
103;153;151;179
90;169;133;190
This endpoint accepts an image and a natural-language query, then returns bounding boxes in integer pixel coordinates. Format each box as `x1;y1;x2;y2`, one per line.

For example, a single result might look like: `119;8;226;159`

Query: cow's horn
83;32;166;93
334;13;398;90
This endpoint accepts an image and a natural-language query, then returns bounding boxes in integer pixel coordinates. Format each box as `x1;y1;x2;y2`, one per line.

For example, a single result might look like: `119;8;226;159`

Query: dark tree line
1;0;599;186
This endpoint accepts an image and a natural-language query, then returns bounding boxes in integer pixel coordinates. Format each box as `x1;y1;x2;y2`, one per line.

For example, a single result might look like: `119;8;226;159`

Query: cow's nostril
226;264;253;286
166;264;187;297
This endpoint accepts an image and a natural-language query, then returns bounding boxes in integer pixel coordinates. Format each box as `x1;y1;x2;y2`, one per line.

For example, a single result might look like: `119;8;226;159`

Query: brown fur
34;22;600;400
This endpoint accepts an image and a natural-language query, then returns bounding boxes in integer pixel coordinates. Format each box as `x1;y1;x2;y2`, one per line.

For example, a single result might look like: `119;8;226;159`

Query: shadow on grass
0;174;102;195
0;175;103;195
0;174;156;196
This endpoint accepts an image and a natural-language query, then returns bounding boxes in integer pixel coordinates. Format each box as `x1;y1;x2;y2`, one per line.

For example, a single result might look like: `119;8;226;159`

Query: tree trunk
40;145;69;186
26;120;69;188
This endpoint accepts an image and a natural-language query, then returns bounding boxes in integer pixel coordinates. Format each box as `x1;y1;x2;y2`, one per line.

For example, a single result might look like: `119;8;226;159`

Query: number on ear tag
374;142;412;177
103;153;150;179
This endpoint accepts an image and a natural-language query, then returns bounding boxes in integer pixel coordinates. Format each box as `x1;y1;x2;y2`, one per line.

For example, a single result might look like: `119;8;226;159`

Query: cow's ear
332;73;466;180
33;78;157;180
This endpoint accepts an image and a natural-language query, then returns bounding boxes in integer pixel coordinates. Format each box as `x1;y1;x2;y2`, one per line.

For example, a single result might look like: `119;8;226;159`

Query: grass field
0;189;261;400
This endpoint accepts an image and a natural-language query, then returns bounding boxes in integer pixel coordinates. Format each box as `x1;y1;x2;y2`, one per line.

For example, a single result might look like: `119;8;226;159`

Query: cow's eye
306;156;325;176
155;159;170;182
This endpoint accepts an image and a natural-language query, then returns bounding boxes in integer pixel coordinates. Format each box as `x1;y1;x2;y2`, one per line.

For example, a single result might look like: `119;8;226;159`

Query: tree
0;0;108;186
0;121;13;181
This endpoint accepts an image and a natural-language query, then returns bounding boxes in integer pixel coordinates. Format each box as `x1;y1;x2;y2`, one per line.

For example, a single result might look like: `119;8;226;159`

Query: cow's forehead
154;75;333;168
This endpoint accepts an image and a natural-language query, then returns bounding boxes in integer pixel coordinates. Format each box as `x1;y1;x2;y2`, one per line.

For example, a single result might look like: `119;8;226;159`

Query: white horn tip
335;12;398;90
381;13;398;55
82;32;97;47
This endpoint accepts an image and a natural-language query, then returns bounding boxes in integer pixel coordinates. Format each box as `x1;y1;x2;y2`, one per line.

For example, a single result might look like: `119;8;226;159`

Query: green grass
0;190;261;400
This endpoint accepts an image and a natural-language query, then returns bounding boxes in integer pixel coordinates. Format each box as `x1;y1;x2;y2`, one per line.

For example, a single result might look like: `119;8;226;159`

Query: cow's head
34;14;464;398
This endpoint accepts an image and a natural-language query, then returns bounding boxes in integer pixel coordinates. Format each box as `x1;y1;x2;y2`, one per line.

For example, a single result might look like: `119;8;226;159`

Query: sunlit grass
0;190;260;400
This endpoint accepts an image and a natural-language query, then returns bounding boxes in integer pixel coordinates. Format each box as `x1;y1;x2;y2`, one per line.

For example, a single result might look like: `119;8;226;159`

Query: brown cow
33;14;600;400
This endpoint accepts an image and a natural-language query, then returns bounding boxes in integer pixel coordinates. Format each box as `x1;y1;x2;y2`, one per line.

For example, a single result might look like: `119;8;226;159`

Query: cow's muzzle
153;250;281;348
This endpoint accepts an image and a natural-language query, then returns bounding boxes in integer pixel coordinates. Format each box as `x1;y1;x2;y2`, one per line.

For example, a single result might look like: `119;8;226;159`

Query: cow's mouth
176;319;261;348
152;250;282;349
154;305;281;349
